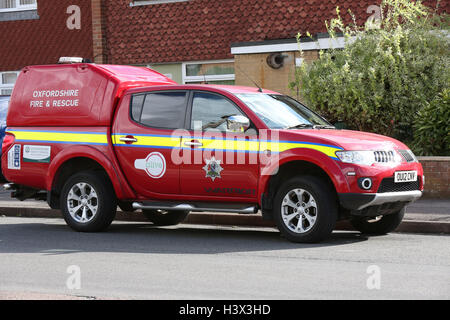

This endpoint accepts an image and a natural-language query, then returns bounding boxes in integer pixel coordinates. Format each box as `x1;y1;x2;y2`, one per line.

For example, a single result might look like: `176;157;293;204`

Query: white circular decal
134;152;166;179
145;152;166;178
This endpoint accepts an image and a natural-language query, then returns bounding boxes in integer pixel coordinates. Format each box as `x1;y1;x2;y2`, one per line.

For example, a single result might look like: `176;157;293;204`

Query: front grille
398;149;415;162
374;151;395;163
377;177;421;193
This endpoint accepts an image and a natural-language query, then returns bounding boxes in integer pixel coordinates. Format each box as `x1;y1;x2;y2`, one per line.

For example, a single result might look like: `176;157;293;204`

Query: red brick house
0;0;447;95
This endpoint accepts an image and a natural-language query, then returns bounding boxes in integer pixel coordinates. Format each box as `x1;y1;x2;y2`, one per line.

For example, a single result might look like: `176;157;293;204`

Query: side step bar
132;202;258;214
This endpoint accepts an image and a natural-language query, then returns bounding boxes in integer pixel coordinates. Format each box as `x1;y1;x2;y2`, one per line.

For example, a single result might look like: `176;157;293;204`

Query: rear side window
131;91;187;129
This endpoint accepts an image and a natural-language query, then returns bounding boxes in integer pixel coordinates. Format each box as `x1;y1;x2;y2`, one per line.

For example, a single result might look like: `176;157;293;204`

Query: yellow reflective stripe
114;135;180;148
7;131;340;157
259;141;340;158
184;138;260;153
279;142;341;158
113;134;341;158
9;130;108;144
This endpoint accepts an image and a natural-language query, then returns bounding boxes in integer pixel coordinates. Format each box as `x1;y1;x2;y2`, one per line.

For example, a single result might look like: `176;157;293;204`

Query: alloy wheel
281;188;318;234
67;182;99;223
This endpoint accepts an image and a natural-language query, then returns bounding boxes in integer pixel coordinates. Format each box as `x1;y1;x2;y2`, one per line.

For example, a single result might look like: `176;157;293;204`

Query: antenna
236;65;263;92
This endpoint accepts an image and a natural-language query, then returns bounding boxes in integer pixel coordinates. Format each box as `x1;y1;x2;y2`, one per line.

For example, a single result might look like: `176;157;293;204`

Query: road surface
0;216;449;299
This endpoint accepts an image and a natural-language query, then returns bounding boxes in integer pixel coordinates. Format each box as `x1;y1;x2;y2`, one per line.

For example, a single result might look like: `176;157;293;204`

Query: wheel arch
46;146;134;208
259;152;348;220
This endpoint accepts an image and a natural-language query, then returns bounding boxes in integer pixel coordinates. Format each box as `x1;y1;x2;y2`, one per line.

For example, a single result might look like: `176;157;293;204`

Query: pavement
0;190;448;234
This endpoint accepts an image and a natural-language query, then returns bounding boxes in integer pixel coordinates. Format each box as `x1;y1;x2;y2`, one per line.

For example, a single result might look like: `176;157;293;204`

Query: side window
190;92;244;132
131;94;145;121
131;91;187;129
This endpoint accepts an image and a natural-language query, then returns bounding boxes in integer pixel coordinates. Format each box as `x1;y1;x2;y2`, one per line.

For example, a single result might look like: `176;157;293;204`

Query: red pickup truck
1;62;423;242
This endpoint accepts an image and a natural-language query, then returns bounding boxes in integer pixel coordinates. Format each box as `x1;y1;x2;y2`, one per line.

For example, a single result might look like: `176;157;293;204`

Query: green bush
290;0;449;155
412;89;450;156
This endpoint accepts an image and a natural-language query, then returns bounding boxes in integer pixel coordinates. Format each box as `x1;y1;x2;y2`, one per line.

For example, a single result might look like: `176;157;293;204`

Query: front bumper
339;190;422;211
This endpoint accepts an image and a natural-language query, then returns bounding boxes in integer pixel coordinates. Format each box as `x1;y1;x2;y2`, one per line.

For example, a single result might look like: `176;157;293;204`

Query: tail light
2;132;15;154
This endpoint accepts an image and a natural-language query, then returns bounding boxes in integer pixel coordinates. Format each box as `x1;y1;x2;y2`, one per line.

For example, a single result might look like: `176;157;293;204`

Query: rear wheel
142;209;189;226
60;171;117;232
273;176;337;243
350;209;405;235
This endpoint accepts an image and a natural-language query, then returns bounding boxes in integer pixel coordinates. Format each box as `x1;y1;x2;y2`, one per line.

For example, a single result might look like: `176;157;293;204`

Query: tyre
350;208;405;235
142;209;189;226
60;171;117;232
273;175;338;243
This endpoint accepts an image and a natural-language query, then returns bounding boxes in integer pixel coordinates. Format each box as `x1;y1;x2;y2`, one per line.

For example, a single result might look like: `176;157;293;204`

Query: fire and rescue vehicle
1;59;423;242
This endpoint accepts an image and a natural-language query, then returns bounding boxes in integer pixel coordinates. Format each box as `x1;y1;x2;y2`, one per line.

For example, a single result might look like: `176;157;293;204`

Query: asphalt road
0;216;449;300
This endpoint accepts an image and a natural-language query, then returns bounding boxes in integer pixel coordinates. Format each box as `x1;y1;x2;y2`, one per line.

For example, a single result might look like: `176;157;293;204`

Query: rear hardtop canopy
7;63;176;127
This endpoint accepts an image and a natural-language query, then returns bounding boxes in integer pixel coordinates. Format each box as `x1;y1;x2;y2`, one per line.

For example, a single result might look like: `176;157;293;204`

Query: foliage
412;89;450;155
290;0;449;155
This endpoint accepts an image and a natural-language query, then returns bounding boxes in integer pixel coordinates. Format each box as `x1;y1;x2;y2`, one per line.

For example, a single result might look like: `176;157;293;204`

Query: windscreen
236;93;331;129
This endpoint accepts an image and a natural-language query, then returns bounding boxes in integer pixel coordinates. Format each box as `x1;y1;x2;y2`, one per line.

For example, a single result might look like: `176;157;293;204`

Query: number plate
394;171;417;183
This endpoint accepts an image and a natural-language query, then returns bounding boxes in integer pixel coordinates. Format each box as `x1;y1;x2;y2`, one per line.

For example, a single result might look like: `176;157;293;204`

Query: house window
0;71;19;95
0;0;37;12
182;60;235;85
130;0;189;7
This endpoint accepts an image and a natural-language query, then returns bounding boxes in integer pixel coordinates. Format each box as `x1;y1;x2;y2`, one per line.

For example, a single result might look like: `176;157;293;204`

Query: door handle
184;141;203;147
120;136;138;143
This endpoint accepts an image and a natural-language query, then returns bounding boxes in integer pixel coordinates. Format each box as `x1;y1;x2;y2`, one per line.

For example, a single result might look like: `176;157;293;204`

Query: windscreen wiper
286;123;315;129
312;124;336;129
286;123;336;130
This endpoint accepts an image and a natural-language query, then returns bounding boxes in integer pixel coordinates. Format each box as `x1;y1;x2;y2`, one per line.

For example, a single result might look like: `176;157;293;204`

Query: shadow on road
0;219;369;255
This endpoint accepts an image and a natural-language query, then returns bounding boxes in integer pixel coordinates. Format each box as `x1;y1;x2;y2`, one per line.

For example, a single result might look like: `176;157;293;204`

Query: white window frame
0;0;37;13
130;0;189;7
182;59;235;84
0;71;20;96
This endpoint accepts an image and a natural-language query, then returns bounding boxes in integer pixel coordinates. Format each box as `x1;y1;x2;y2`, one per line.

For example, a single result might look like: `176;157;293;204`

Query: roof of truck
199;84;279;95
21;63;177;88
93;64;177;86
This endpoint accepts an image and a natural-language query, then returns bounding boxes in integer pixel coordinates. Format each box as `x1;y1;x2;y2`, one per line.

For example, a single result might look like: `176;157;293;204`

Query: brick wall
235;50;318;97
0;0;93;71
418;157;450;198
91;0;106;63
101;0;447;65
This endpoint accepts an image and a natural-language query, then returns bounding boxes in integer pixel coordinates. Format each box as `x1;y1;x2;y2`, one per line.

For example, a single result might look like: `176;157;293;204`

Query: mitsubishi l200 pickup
1;61;423;242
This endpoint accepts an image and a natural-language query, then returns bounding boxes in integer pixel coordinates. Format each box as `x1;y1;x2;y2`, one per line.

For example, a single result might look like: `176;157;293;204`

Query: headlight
335;151;376;165
336;150;402;166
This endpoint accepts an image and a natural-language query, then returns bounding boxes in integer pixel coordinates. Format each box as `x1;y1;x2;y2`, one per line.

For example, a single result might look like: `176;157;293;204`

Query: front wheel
350;208;405;235
142;209;189;226
60;171;117;232
273;176;338;243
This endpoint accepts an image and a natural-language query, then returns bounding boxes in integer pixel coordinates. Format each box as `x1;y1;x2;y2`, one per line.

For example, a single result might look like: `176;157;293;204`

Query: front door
180;91;259;201
112;91;188;197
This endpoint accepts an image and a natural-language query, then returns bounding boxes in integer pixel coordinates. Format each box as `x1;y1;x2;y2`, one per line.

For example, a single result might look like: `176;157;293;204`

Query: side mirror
227;115;250;133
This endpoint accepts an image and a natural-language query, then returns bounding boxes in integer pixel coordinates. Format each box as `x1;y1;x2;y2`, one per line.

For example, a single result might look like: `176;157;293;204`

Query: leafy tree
290;0;449;155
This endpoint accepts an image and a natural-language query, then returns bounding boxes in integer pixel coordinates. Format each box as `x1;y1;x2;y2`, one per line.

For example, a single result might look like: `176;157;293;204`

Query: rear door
112;90;188;197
